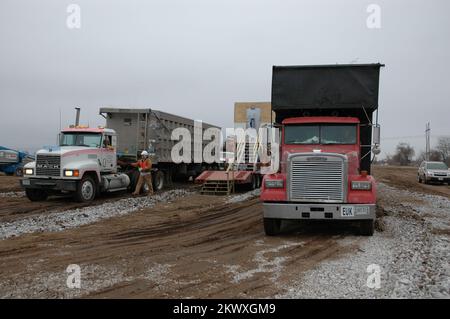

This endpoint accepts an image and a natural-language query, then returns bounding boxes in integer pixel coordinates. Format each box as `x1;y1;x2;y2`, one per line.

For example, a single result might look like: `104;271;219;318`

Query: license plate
341;206;355;217
439;177;443;181
22;179;30;186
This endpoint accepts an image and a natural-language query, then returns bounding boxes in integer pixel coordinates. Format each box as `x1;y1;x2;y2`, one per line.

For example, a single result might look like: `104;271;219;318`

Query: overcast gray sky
1;0;449;158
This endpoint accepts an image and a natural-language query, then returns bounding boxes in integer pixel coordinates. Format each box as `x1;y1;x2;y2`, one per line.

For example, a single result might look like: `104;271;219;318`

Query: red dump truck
261;64;384;236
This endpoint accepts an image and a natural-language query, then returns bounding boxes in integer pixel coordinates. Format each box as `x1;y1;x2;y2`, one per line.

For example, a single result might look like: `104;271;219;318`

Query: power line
381;134;450;140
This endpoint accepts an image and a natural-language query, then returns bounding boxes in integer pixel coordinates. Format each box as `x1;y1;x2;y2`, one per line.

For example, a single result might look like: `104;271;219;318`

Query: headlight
351;181;372;190
64;170;79;177
24;168;34;175
265;179;284;188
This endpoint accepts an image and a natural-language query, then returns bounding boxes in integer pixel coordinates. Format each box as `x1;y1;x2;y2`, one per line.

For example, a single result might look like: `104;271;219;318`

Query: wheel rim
81;180;94;200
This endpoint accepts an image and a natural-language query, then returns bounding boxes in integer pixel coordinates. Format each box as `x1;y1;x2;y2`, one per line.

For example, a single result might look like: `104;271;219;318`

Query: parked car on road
418;161;450;185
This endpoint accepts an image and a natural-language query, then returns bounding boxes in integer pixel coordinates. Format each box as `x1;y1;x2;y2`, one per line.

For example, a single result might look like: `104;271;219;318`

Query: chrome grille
36;155;61;177
290;156;345;202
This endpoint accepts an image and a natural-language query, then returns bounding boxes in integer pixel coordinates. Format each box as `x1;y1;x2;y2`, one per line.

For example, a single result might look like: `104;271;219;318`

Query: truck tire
257;175;262;189
153;170;165;192
126;170;139;192
264;218;281;236
359;220;375;236
251;174;257;190
25;189;48;202
75;176;96;202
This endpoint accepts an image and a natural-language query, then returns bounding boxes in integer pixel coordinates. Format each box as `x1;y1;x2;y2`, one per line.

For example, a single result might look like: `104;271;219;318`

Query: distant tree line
378;137;450;166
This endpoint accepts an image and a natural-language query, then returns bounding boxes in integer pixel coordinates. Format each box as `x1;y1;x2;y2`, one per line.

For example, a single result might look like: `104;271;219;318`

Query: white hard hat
141;151;149;157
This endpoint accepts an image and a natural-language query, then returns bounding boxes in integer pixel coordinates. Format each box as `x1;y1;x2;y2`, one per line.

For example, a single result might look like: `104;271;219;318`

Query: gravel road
0;166;448;298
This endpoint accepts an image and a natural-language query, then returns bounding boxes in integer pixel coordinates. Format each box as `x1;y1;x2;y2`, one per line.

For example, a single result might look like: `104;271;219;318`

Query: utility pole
425;122;431;161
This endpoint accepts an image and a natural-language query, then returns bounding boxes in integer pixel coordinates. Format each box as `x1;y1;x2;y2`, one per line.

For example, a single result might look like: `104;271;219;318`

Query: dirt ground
372;165;450;198
0;166;449;298
0;175;22;193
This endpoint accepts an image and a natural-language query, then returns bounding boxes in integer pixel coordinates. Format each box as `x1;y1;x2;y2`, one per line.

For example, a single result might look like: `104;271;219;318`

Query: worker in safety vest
132;151;154;196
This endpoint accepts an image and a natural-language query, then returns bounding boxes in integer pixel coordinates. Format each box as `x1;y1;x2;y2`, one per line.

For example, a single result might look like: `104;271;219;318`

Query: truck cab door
100;134;117;173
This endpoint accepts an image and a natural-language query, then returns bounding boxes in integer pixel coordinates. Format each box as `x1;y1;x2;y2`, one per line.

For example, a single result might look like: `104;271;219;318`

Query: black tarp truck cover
271;63;384;172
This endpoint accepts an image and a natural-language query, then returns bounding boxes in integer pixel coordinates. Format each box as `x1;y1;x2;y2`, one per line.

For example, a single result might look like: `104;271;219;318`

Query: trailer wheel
359;220;375;236
264;218;281;236
153;170;165;191
75;176;96;202
25;189;48;202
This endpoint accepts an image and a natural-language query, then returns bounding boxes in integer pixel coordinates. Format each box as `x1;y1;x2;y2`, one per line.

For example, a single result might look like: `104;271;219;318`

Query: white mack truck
21;126;131;202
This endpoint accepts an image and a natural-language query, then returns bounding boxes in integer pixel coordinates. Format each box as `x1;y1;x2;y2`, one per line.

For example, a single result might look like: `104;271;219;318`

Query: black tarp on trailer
271;63;384;173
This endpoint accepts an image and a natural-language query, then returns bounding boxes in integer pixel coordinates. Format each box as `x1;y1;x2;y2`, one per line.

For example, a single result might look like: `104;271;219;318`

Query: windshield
60;133;102;148
284;124;357;145
427;162;448;170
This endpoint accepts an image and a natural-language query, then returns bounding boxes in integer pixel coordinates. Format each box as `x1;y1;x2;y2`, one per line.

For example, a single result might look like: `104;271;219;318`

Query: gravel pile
0;191;25;198
0;189;192;240
278;183;450;299
226;189;260;204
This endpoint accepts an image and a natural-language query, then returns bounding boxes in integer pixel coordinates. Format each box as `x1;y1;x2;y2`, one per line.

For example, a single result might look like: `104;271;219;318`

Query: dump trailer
0;146;33;176
100;108;221;190
261;63;384;236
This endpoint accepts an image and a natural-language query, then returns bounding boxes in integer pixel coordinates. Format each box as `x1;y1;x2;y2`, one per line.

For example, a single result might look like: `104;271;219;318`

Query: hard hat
141;151;149;157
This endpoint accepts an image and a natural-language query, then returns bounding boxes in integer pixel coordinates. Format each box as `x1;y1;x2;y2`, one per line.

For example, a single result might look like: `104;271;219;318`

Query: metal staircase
200;168;235;195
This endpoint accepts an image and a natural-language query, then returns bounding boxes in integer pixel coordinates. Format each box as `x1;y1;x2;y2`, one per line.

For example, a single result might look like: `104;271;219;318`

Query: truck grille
290;155;345;203
36;155;61;177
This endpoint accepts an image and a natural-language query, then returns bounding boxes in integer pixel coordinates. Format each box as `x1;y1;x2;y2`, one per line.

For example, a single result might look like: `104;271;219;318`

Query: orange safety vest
138;159;151;170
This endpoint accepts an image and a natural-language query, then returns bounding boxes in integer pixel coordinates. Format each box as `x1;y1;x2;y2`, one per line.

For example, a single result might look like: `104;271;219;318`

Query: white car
418;161;450;185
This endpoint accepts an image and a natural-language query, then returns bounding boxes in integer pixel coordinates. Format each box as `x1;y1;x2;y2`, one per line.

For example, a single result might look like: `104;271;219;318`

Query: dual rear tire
127;169;166;194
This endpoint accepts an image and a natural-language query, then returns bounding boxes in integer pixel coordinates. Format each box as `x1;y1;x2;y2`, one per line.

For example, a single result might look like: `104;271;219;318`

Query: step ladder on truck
196;136;262;195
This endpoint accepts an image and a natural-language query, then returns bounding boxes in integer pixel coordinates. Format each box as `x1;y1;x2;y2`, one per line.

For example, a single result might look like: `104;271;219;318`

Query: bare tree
436;137;450;165
392;142;415;166
416;149;443;164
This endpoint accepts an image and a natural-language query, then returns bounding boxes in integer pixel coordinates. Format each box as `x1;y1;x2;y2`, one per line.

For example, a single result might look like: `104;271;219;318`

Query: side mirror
373;125;381;145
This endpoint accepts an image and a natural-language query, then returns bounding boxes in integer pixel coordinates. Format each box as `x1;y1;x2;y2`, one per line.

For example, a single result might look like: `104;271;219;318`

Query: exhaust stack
75;107;81;126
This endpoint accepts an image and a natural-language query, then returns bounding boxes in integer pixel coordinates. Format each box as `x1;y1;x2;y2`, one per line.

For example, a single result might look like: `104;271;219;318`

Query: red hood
281;144;360;175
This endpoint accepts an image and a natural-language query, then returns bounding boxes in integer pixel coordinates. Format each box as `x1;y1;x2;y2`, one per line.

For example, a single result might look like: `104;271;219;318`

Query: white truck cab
21;126;130;202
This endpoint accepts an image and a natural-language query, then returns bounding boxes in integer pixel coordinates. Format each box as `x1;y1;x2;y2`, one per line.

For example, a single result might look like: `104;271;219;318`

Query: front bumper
426;176;450;183
263;202;376;220
20;178;78;192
